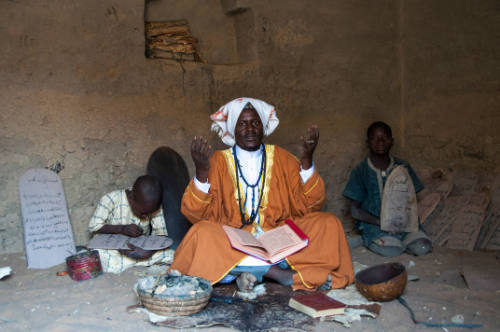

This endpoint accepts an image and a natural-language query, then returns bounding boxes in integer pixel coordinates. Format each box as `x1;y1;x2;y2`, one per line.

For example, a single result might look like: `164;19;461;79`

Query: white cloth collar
234;144;264;161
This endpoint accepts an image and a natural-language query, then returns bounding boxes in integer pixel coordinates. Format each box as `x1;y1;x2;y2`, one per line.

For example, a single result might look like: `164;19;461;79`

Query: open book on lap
222;219;308;264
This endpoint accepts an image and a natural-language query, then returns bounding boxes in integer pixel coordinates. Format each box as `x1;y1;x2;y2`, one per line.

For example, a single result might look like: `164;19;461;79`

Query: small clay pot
355;262;407;301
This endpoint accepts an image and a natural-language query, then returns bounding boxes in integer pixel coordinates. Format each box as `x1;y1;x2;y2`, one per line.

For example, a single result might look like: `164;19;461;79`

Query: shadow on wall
144;0;256;64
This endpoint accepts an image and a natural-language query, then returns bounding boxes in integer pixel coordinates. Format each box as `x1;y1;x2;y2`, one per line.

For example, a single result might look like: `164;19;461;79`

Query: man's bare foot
319;274;332;290
236;272;257;292
264;265;296;286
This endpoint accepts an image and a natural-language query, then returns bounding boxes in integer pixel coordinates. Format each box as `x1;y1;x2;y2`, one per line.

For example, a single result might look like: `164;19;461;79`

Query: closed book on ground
289;292;346;317
222;219;308;264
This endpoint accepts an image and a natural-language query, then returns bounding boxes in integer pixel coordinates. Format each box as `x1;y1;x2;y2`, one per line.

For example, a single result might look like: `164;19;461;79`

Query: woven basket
137;275;212;316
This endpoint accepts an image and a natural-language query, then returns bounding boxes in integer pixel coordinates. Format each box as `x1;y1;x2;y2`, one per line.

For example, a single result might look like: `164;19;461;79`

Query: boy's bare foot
236;272;257;292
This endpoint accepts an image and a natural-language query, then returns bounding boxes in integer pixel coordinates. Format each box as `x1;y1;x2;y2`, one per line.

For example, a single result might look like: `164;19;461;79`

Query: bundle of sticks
145;20;204;62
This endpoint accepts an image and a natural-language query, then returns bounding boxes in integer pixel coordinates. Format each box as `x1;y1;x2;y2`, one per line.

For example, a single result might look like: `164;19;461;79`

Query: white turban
210;97;280;146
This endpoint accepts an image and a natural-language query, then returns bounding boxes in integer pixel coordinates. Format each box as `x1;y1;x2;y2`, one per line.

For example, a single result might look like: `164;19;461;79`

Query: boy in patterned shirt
88;175;173;273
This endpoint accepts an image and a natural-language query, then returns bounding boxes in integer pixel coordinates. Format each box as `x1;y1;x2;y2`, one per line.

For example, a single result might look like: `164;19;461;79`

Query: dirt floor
0;245;499;332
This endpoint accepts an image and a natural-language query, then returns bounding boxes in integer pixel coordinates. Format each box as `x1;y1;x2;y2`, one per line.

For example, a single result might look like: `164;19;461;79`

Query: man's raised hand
191;136;211;182
300;125;319;170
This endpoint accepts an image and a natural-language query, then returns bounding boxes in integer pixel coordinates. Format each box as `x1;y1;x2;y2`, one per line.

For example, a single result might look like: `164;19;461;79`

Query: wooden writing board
426;192;489;250
444;192;489;251
380;166;418;233
475;209;499;249
420;172;453;199
418;192;441;224
19;169;76;269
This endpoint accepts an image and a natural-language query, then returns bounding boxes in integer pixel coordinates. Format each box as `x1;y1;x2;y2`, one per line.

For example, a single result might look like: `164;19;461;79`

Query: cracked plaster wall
0;0;499;254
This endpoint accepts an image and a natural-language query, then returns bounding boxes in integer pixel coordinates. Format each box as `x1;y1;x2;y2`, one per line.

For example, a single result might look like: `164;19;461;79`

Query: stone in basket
136;273;212;316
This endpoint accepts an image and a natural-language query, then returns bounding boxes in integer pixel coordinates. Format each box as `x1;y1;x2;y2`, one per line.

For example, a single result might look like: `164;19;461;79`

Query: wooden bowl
355;262;407;301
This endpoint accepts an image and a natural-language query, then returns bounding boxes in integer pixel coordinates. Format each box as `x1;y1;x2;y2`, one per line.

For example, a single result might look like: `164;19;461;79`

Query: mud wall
401;0;500;174
0;0;498;253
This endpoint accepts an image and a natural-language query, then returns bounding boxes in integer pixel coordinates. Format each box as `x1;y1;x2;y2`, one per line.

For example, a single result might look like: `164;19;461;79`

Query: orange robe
171;145;354;290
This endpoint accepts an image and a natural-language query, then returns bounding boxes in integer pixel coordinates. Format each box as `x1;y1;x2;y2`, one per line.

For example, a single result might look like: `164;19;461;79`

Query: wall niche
145;19;205;62
145;0;256;64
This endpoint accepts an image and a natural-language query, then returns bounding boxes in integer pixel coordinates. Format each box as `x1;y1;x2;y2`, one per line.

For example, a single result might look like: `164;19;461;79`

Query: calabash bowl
355;262;407;301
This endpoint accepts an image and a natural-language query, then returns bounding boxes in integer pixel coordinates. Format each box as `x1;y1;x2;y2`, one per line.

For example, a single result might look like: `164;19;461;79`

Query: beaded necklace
232;145;267;228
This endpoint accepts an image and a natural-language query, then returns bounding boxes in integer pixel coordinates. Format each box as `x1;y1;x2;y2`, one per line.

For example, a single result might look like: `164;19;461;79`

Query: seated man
88;175;174;273
343;121;432;257
170;97;354;292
